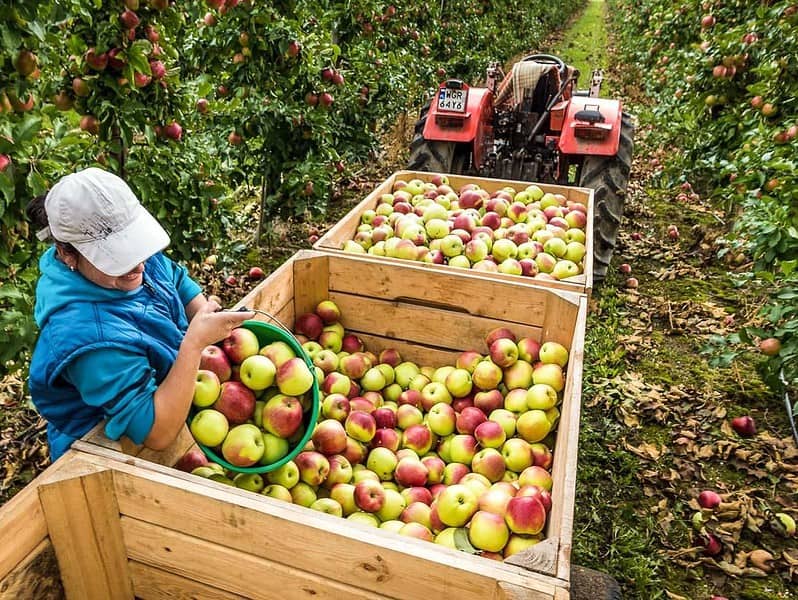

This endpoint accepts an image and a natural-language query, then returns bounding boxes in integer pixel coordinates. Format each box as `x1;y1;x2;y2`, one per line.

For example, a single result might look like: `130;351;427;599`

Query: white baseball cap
39;167;170;276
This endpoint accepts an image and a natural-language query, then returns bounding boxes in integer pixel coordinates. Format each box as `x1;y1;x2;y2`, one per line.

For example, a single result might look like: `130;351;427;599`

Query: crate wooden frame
313;170;595;296
7;250;587;599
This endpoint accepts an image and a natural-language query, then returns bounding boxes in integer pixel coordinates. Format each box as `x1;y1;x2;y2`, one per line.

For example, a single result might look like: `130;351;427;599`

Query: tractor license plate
437;87;467;113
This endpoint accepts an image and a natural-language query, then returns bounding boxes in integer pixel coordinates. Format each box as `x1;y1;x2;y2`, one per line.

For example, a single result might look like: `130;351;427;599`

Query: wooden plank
332;292;541;355
129;561;245;600
355;332;460;369
122;517;394;600
105;464;560;599
504;537;559;577
326;252;582;331
38;470;133;600
234;257;294;314
550;295;588;582
292;251;330;317
81;421;141;456
0;540;64;600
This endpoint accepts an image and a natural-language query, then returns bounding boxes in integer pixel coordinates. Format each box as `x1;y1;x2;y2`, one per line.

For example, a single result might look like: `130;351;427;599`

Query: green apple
490;409;517;438
193;370;221;407
471;448;507;482
190;466;218;479
515;410;552;443
233;472;265;493
527;383;558;410
190;409;229;447
347;511;381;527
380;520;407;534
427;402;457;436
376;488;407;521
360;366;387;392
266;460;299;489
366;447;399;480
329;482;358;515
472;360;503;390
504;388;529;413
394;361;421;388
436;484;478;527
290;482;318;507
445;368;473;398
239;355;277;391
532;363;565;392
468;510;510;552
504;533;542;558
261;484;293;503
276;357;314;396
222;424;265;467
503;360;534;389
502;438;534;473
310;498;343;517
551;259;580;280
260;432;290;465
539;341;569;367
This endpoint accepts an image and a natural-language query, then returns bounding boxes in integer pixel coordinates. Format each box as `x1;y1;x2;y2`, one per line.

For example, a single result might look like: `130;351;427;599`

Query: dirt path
551;5;798;600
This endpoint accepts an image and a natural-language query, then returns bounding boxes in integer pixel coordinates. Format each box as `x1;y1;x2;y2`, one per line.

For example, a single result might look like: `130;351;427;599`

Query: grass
555;0;609;89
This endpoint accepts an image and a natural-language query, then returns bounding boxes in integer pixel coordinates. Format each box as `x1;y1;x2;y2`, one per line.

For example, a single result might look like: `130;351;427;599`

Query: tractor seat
495;61;560;112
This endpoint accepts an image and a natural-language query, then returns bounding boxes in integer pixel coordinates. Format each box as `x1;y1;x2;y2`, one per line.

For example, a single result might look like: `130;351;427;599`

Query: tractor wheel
407;102;470;174
578;112;635;284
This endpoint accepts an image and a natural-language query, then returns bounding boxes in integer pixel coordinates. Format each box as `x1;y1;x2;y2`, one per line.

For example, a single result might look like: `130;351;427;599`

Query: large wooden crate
313;170;595;296
41;249;587;599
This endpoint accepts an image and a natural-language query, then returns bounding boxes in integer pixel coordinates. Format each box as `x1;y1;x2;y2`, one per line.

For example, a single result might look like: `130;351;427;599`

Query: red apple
213;381;256;424
698;490;722;510
731;415;756;437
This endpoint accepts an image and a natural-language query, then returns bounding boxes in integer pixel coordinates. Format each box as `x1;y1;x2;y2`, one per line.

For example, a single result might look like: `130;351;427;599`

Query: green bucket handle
188;308;321;475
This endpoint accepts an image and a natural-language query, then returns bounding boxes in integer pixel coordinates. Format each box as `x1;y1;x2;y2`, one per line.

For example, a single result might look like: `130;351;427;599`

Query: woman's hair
25;193;78;255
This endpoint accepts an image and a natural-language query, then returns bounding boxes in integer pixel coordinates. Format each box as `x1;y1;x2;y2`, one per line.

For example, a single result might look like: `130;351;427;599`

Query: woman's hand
183;300;256;351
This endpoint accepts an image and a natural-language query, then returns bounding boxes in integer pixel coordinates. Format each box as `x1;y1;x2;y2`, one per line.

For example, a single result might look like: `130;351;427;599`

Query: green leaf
453;527;480;554
14;115;43;145
26;170;47;197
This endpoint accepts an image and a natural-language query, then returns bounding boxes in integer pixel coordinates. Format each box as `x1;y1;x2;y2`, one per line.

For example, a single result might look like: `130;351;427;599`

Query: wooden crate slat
325;252;581;328
292;252;330;317
0;540;63;600
354;332;460;368
331;291;542;355
123;517;394;600
234;257;294;314
0;481;48;581
109;466;558;599
38;470;133;600
129;561;246;600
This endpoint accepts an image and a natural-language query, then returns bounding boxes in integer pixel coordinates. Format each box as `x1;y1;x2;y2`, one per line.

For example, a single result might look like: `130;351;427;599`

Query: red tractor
408;54;634;282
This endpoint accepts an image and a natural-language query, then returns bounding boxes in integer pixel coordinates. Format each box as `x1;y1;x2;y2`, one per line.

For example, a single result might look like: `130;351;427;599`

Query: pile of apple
340;175;589;281
182;299;568;561
188;318;319;468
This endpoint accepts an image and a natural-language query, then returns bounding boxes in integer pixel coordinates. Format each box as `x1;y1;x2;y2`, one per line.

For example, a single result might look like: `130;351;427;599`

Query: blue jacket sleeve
63;349;157;444
166;256;202;306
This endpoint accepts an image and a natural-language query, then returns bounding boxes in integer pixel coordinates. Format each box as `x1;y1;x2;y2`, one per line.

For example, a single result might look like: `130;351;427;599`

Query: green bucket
189;317;320;474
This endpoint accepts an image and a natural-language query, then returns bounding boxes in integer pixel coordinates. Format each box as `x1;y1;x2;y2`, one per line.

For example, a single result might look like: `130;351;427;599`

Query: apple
532;363;565;392
200;345;232;382
341;334;365;354
447;434;477;465
376;488;407;521
310;498;343;517
193;370;221;408
238;355;277;391
213;381;256;424
261;394;303;438
456;406;487;435
322;372;352;396
342;436;367;465
436;484;478;527
490;338;519;368
222;327;260;364
468;510;510;552
472;360;503;390
478;488;514;516
290;482;318;508
472;448;507;482
260;432;290;465
473;389;503;415
402;487;434;508
394;362;421;388
360;366;387;392
373;407;397;429
490;409;517;438
474;420;507;448
427;402;457;436
402;424;434;455
366;447;398;480
516;410;552;443
502;438;533;473
354;479;386;513
346;410;377;442
526;383;558;410
444;368;473;398
234;472;265;493
401;501;433;529
321;393;350;422
313;349;339;374
262;484;293;503
731;415;756;437
503;389;529;414
175;448;209;473
379;348;402;367
295;312;324;340
440;234;465;257
260;341;296;368
338;354;370;380
698;490;722;510
517;485;552;512
318;330;343;353
505;495;547;535
539;341;569;367
294;451;330;486
394;457;429;487
529;443;553;470
519;465;553;492
442;462;469;485
222;424;265;467
266;460;299;489
330;483;358;515
504;534;541;558
312;419;348;455
399;522;434;542
456;351;483;373
420;382;453;410
371;428;402;452
759;337;781;356
421;455;446;485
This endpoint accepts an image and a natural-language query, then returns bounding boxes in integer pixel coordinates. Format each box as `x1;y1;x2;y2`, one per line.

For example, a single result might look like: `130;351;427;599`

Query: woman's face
57;244;145;291
78;257;145;292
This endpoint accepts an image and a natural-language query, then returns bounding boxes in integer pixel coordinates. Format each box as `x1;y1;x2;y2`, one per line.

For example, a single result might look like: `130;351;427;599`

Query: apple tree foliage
608;0;797;398
0;0;582;375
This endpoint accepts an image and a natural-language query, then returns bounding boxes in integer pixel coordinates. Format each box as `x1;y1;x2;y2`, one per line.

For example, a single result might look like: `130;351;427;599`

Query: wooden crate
65;249;587;599
313;170;595;296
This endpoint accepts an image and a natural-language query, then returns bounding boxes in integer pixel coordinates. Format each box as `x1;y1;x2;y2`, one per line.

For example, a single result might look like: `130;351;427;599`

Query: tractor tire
407;102;469;174
570;565;623;600
579;112;634;284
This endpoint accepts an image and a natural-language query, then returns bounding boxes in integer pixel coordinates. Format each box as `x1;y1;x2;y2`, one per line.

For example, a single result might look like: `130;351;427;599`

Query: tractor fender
558;97;623;156
422;87;493;167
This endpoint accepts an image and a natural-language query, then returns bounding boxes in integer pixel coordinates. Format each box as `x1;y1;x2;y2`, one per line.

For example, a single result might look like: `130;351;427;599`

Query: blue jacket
29;247;202;460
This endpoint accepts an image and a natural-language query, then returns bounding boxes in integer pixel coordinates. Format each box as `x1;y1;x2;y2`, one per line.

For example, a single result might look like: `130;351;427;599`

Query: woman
26;167;254;461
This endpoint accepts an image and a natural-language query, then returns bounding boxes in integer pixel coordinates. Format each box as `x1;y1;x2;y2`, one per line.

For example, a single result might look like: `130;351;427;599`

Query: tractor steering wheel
521;54;567;77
